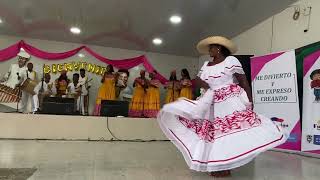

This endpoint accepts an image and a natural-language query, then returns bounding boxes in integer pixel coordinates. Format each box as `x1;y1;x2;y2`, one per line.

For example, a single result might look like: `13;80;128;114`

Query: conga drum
20;79;38;95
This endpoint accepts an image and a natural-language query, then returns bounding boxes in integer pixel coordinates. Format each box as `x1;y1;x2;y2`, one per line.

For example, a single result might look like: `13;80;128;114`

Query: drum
20;79;38;95
0;84;21;103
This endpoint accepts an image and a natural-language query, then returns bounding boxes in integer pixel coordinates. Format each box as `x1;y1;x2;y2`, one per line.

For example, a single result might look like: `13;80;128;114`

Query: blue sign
287;133;298;142
313;135;320;145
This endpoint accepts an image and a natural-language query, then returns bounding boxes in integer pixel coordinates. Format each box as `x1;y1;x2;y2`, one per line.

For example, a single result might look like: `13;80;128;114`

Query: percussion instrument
20;78;38;95
0;84;21;103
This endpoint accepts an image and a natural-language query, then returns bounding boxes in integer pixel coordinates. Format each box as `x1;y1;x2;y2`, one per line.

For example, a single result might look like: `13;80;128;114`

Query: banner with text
251;50;301;151
302;50;320;154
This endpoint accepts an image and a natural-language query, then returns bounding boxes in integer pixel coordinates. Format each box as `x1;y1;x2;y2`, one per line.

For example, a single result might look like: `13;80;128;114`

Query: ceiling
0;0;297;57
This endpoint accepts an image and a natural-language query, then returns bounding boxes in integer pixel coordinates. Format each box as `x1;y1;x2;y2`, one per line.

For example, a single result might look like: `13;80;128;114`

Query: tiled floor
0;140;319;180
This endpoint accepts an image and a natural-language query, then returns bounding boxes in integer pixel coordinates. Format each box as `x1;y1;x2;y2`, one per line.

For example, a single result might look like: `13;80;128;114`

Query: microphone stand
39;65;45;111
16;72;21;113
84;78;92;116
79;85;83;115
142;79;147;117
172;81;175;102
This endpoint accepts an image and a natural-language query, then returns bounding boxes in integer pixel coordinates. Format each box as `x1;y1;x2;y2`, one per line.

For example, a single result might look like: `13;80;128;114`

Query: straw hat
17;51;31;59
196;36;238;55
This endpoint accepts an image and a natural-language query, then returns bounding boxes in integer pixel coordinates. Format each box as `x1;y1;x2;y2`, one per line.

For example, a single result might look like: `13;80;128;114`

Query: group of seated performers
33;68;91;115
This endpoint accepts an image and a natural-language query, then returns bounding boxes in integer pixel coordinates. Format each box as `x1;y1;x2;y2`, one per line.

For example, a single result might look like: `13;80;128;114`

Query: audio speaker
42;97;75;115
100;100;129;117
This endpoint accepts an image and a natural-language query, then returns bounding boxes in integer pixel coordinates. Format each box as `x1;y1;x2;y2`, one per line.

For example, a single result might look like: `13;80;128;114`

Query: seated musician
33;73;56;113
55;70;70;96
68;73;88;115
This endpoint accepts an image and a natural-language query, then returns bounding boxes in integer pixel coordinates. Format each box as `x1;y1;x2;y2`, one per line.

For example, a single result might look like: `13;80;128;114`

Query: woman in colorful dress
129;70;148;117
164;70;180;104
179;69;193;99
157;36;286;177
94;65;117;116
144;72;161;118
55;70;70;96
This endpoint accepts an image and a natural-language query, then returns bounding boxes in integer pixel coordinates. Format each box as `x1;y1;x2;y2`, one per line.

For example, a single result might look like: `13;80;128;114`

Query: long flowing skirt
144;87;160;118
129;86;146;117
157;84;286;172
93;81;116;116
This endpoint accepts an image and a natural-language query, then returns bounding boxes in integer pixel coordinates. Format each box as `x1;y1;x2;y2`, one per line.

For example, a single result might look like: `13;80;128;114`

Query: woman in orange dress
165;70;180;104
179;68;193;99
144;72;161;118
129;70;148;117
94;65;117;116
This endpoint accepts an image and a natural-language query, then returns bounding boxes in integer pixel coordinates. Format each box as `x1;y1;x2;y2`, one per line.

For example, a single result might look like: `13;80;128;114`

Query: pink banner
251;52;285;81
0;41;168;84
301;50;320;154
251;51;301;152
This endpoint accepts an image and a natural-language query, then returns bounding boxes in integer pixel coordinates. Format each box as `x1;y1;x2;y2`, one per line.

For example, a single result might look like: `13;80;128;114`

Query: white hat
196;36;238;55
17;51;31;59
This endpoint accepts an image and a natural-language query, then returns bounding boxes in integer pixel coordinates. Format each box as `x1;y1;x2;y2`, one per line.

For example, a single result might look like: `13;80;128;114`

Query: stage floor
0;113;166;141
1;140;320;180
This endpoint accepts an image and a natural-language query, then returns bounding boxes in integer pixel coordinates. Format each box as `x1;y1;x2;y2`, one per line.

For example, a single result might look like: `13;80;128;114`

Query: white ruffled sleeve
224;56;245;75
197;61;209;78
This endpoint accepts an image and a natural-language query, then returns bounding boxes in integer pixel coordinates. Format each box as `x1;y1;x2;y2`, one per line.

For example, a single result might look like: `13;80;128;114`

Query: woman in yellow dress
94;65;117;116
129;70;148;117
179;68;193;99
144;72;161;118
164;70;180;104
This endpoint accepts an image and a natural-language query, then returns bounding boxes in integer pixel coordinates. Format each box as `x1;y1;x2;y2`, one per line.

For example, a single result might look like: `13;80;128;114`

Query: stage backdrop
251;50;301;151
0;38;198;114
301;49;320;154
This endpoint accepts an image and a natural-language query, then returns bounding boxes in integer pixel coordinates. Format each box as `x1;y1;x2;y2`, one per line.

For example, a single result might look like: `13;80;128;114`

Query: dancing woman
157;36;286;177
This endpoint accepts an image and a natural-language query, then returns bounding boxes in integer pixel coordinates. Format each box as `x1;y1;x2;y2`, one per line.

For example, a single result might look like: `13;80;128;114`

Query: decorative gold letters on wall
43;61;107;76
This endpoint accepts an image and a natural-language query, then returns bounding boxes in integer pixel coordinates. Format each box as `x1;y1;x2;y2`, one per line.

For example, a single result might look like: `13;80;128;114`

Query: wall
0;113;166;140
0;35;198;114
232;0;320;56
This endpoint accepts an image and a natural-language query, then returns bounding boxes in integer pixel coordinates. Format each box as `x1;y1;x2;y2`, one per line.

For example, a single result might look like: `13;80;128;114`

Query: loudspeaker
42;97;75;115
100;100;129;117
235;55;254;88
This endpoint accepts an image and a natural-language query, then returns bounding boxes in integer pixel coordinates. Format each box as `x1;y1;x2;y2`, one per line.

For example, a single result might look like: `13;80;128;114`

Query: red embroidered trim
144;110;159;118
208;76;221;78
178;109;261;142
225;65;242;69
213;84;243;103
170;129;283;164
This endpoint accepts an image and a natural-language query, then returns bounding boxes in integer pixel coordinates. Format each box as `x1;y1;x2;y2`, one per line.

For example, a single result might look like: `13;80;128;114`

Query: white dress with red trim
157;56;286;172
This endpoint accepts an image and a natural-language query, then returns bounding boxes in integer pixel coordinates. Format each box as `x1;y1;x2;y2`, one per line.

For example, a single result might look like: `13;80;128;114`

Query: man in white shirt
25;62;38;112
68;73;88;115
26;62;37;81
1;51;29;89
1;51;30;112
79;69;91;115
33;73;56;113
